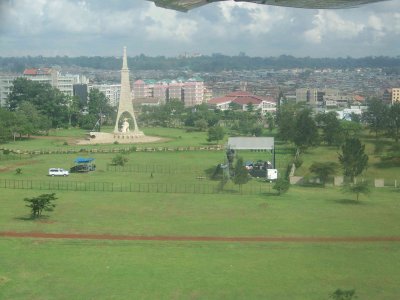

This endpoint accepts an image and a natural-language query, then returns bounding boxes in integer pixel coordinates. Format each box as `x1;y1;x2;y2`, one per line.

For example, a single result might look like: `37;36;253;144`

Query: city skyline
0;0;400;58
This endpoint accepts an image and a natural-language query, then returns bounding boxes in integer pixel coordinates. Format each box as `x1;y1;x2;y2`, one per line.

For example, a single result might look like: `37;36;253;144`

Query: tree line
0;78;115;142
1;54;400;73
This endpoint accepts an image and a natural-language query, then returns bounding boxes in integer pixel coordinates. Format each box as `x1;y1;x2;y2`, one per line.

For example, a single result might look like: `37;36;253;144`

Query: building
392;88;400;104
89;84;121;107
383;88;392;105
0;75;18;107
132;78;206;107
23;68;88;97
296;88;341;107
73;84;88;106
23;68;57;86
208;91;276;114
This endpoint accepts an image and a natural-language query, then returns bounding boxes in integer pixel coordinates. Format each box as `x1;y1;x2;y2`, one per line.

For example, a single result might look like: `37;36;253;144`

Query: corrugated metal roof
228;137;274;150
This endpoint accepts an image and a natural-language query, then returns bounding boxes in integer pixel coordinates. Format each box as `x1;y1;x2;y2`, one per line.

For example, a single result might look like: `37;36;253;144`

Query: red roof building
209;91;276;113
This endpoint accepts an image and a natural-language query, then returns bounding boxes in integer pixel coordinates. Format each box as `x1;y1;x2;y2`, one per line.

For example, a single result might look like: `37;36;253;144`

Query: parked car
48;168;69;176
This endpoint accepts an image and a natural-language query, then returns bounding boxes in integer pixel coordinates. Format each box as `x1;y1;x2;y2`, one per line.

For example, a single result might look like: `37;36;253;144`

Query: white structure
113;47;143;137
23;68;88;97
0;75;18;107
89;84;121;107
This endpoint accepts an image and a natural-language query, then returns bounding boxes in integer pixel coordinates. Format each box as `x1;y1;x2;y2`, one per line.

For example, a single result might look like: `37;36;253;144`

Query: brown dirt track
1;231;400;243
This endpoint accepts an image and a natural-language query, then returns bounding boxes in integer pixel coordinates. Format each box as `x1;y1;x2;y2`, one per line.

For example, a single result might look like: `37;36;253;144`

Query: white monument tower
114;46;144;138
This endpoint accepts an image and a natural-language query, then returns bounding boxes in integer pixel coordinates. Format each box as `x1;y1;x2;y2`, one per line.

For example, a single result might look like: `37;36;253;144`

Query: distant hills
1;54;399;73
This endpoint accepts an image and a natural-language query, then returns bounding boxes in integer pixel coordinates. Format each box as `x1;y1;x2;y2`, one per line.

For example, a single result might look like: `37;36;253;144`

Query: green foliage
265;112;275;132
293;156;303;168
338;138;369;181
329;289;357;300
194;119;208;131
273;178;290;195
233;157;250;190
207;125;225;144
309;162;339;186
342;181;370;201
316;111;343;146
24;193;57;218
111;154;128;166
15;168;22;175
387;102;400;142
362;98;390;138
276;103;296;142
293;109;319;149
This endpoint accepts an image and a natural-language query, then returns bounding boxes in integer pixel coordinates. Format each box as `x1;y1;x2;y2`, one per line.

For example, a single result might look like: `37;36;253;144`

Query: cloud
140;4;198;41
304;10;365;43
0;0;399;57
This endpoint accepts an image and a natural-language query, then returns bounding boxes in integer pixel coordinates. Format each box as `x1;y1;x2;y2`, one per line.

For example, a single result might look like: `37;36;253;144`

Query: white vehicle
48;168;69;176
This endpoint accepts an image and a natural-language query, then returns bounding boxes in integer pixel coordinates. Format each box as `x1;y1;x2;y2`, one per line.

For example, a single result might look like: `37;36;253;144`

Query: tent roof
74;157;95;164
227;137;274;150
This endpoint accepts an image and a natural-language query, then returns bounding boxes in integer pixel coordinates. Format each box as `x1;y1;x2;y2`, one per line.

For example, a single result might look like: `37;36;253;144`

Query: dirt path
1;231;400;243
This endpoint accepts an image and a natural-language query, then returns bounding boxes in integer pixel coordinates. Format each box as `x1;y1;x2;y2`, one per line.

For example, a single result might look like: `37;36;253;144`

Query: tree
233;157;250;192
111;154;128;166
194;119;208;131
309;162;339;186
24;193;57;218
207;125;225;144
293;109;319;149
338;138;369;182
362;98;389;138
342;181;370;202
276;103;296;142
387;102;400;143
273;178;290;195
265;112;275;132
316;111;343;146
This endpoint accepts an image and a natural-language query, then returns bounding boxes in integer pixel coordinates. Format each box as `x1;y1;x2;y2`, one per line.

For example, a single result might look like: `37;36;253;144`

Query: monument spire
113;46;143;137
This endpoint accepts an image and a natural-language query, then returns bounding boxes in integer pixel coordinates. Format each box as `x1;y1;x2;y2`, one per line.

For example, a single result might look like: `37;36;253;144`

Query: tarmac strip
1;231;400;243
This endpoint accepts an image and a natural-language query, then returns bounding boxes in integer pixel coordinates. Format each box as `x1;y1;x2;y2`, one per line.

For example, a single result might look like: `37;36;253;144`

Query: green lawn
1;128;400;299
1;239;399;300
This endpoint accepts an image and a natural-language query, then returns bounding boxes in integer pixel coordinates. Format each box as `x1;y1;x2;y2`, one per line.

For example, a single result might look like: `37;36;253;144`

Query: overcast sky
0;0;399;58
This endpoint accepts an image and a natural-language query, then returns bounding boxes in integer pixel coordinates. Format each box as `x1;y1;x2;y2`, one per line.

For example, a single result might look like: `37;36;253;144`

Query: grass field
1;128;400;299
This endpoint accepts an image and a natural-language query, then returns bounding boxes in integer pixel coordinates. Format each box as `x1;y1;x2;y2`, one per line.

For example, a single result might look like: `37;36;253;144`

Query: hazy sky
0;0;400;58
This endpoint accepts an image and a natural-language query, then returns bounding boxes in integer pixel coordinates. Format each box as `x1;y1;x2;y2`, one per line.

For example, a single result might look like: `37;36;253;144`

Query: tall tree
338;138;369;181
316;111;343;146
233;157;250;192
387;102;400;143
293;109;319;149
276;103;297;142
362;99;389;138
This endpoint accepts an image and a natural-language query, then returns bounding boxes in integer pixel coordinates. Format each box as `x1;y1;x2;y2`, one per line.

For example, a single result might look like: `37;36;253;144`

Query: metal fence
0;178;273;195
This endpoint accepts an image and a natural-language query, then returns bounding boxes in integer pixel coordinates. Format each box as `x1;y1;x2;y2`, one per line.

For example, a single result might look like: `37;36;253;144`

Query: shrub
273;178;290;195
112;154;128;166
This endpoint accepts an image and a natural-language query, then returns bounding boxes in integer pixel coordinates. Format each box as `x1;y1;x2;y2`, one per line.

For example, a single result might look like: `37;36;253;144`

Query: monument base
77;131;162;145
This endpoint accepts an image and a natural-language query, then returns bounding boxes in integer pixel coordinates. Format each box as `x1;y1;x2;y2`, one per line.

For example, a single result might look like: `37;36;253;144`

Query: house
208;91;276;113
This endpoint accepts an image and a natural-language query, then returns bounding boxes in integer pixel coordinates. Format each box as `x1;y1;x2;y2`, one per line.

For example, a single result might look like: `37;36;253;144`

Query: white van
48;168;69;176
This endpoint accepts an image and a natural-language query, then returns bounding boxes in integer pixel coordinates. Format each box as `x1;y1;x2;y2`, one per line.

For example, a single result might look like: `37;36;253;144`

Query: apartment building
22;68;88;97
392;88;400;104
89;84;121;107
133;78;205;107
0;75;18;107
